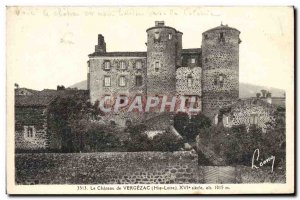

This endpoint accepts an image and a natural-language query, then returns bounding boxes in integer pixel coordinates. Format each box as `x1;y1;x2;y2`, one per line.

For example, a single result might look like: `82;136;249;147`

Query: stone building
15;88;89;151
15;94;56;151
217;98;280;133
88;21;241;126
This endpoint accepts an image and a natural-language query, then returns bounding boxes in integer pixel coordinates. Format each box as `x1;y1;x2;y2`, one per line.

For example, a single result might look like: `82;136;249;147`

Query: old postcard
6;6;294;195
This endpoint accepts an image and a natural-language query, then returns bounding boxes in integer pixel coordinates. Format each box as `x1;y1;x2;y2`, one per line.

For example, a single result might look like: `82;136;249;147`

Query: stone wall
15;151;285;185
15;151;199;184
15;106;48;150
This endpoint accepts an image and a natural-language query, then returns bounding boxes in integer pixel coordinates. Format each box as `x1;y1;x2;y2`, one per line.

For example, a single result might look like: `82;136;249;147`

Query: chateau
88;21;241;126
14;21;285;151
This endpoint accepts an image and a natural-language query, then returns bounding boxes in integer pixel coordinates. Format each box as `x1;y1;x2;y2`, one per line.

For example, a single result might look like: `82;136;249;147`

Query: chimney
95;34;106;53
155;21;165;27
266;92;272;104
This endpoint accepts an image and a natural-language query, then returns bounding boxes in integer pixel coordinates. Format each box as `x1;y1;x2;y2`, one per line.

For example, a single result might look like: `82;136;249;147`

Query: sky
7;6;294;91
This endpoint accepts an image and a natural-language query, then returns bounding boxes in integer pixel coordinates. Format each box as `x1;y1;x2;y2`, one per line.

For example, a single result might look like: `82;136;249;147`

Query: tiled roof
15;88;39;95
89;51;147;57
40;89;89;99
15;94;56;107
15;89;89;107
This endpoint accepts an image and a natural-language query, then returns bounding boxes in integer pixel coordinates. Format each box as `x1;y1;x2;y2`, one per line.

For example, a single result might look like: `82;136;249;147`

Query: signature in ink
252;148;275;172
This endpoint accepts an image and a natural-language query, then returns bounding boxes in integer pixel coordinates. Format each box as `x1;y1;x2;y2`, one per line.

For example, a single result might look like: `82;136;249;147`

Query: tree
152;131;184;152
256;93;261;98
187;113;211;140
173;112;211;141
173;112;189;136
261;89;267;98
190;113;211;130
125;124;152;151
83;122;121;152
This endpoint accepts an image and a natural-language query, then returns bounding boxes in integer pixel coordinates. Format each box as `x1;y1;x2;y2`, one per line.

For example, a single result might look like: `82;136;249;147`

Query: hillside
69;80;285;98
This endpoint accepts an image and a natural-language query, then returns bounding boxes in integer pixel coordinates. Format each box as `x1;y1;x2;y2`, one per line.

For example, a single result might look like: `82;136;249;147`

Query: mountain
69;80;87;90
239;83;285;98
69;80;285;98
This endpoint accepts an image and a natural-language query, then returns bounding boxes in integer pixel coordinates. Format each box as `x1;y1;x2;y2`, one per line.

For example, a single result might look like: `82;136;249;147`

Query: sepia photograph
6;6;294;195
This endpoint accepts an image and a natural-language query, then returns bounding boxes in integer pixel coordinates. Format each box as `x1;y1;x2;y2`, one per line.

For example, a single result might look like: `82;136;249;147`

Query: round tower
146;21;182;96
201;24;241;119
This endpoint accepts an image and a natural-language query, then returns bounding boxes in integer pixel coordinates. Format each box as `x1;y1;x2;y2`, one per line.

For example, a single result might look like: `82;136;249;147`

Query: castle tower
146;21;182;96
201;24;241;119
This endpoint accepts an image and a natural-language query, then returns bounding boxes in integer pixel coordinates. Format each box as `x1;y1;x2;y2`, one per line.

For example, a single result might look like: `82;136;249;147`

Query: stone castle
87;21;241;126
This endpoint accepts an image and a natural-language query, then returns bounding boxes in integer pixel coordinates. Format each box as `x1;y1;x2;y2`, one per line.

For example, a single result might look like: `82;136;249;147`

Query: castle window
119;76;126;87
104;95;111;106
219;32;225;43
250;114;258;125
120;61;126;70
135;75;143;86
104;76;111;87
155;61;160;72
110;120;116;126
187;75;193;87
168;33;172;40
204;34;208;39
104;61;110;70
24;126;35;139
191;58;196;64
224;116;229;125
219;75;224;87
214;77;218;85
136;61;142;69
154;32;160;42
185;98;189;108
155;32;160;39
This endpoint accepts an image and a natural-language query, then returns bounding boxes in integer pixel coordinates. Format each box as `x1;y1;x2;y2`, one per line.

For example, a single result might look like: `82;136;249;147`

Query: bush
125;124;153;151
125;124;184;152
173;112;211;141
152;131;184;152
173;112;189;136
83;123;122;152
197;124;285;167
